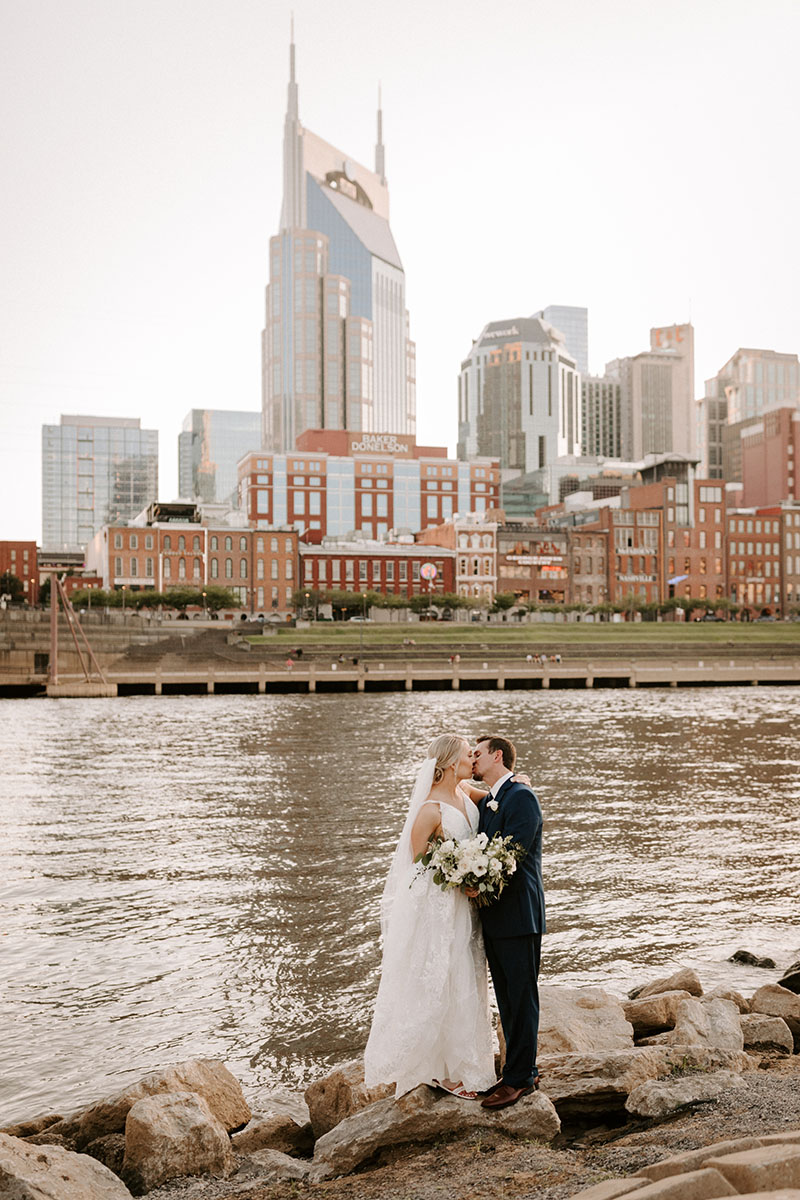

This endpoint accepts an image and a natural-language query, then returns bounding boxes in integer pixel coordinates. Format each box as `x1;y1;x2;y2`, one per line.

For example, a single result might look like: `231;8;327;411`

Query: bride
363;734;496;1099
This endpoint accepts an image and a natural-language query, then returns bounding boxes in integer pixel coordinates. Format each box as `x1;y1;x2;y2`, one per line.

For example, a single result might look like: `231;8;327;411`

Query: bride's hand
513;772;532;787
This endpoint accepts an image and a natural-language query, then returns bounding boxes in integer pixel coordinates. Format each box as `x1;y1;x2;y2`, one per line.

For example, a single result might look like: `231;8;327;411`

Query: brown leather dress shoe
480;1083;534;1110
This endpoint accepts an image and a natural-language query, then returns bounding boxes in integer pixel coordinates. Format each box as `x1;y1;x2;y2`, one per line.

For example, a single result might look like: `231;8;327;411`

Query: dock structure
25;656;800;698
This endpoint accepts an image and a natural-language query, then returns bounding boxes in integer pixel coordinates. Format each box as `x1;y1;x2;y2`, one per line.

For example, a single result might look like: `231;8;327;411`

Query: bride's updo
427;734;467;784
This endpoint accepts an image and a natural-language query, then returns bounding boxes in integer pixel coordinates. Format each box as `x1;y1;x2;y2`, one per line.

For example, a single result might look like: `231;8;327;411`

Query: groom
470;734;545;1110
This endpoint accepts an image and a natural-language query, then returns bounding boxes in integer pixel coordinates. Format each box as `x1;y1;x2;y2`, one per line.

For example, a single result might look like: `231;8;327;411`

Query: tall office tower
41;415;158;552
581;375;622;457
532;305;588;375
262;38;415;452
178;409;261;506
606;323;695;461
457;317;581;472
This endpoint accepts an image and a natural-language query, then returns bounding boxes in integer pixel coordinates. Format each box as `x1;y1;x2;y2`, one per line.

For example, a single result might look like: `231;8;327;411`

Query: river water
1;689;799;1125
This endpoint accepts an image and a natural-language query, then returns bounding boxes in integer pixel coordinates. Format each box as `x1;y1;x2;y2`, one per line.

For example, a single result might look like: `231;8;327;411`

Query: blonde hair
427;734;467;785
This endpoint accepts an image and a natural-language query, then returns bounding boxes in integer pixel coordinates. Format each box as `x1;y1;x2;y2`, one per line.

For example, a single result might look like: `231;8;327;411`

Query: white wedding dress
363;789;496;1097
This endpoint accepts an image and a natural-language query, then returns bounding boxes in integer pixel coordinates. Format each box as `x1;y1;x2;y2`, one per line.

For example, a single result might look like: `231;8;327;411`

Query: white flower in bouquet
414;830;525;907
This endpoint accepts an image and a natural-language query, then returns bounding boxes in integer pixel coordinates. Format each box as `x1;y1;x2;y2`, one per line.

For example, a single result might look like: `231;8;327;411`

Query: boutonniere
487;798;499;811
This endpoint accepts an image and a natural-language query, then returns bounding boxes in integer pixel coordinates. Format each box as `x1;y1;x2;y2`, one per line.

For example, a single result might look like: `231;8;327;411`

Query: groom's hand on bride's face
463;886;480;899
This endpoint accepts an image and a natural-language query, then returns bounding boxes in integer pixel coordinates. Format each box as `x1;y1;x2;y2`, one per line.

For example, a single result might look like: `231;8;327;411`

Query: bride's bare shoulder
458;781;487;806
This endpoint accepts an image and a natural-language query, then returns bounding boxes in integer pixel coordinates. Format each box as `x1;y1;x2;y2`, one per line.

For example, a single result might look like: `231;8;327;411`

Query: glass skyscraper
41;415;158;552
262;37;415;451
533;305;589;375
178;409;261;506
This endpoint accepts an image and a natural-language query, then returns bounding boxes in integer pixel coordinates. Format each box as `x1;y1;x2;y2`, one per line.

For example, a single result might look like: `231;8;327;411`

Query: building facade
581;376;623;458
0;541;39;604
299;539;455;599
42;415;158;552
532;305;588;375
179;409;261;506
86;504;298;616
415;514;498;602
607;323;695;461
262;39;415;451
496;525;573;604
726;507;786;616
740;407;800;508
238;433;499;540
458;317;581;474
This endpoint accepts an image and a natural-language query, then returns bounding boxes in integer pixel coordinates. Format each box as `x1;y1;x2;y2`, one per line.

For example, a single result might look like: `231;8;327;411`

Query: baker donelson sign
348;433;412;454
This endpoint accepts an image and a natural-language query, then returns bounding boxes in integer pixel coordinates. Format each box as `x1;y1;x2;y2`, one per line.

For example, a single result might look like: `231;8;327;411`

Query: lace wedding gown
363;797;496;1097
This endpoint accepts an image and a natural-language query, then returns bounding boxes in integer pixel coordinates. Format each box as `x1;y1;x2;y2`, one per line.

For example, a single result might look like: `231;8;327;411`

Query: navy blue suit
478;776;545;1088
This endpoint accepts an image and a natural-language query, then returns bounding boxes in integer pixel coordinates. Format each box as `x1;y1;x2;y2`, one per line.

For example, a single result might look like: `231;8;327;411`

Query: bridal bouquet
414;831;525;908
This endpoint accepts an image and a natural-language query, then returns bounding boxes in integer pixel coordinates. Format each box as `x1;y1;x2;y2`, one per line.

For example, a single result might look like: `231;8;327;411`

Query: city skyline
2;0;800;541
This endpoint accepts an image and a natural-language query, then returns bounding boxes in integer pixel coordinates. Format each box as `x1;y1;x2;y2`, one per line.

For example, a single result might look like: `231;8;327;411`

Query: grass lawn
245;620;800;649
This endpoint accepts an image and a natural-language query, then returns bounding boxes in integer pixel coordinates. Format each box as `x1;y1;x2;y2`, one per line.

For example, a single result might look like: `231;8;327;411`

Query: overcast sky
2;0;799;543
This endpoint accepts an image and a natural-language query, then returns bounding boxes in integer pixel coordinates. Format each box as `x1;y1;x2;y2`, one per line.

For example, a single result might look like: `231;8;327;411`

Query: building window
271;560;278;579
412;562;420;581
210;535;218;551
130;534;138;550
257;559;264;579
145;557;153;577
179;557;186;578
399;561;408;581
211;558;218;578
114;533;122;549
193;535;201;550
178;535;185;551
225;536;233;551
286;560;293;579
163;557;171;579
346;560;354;582
194;557;202;578
145;534;153;550
225;558;233;578
256;536;264;552
240;558;248;578
130;557;138;577
115;556;122;576
271;536;278;551
386;561;394;581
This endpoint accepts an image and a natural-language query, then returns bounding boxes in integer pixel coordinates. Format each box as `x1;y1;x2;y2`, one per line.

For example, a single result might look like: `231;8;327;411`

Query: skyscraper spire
375;83;386;183
280;17;303;230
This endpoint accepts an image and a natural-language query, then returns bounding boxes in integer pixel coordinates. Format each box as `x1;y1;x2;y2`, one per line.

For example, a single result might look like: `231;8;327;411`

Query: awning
667;574;688;584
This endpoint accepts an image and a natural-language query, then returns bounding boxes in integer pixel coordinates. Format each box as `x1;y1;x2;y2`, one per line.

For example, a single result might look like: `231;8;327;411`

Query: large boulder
729;949;777;968
537;1048;669;1118
625;1069;746;1118
665;998;744;1051
622;991;693;1037
231;1099;314;1157
0;1131;133;1199
120;1091;234;1195
47;1059;250;1150
304;1059;393;1139
309;1084;559;1180
628;968;704;1001
0;1112;63;1139
778;961;800;995
245;1148;311;1181
538;985;634;1055
741;1013;795;1055
706;986;749;1013
750;985;800;1037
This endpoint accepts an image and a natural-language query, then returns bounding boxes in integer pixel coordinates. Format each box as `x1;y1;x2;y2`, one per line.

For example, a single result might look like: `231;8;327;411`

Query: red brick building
726;506;788;616
238;431;499;541
86;504;298;615
740;407;800;508
0;541;39;604
299;540;456;599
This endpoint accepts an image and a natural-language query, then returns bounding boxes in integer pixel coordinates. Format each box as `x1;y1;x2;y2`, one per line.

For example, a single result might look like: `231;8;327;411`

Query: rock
246;1147;312;1180
778;962;800;995
537;1048;669;1118
706;987;749;1013
309;1083;559;1180
628;968;704;1001
304;1058;394;1139
570;1180;649;1199
750;984;800;1037
48;1058;251;1149
741;1013;794;1055
666;998;744;1051
84;1132;127;1175
661;1046;754;1075
23;1130;72;1147
121;1091;234;1195
538;985;634;1054
0;1131;133;1198
623;991;693;1036
0;1112;63;1139
635;1136;765;1181
705;1144;800;1193
625;1069;746;1117
730;949;777;968
618;1166;739;1197
231;1107;314;1156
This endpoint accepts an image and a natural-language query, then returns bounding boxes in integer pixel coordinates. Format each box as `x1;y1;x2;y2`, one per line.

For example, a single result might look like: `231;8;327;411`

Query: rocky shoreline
3;959;800;1199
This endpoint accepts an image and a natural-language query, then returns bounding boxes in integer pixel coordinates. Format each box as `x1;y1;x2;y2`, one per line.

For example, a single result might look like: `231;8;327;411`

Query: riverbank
146;1059;800;1200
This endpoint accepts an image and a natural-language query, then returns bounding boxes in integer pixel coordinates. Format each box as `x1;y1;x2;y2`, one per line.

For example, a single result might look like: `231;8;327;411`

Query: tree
38;577;51;606
202;586;239;611
0;571;25;603
490;591;517;614
163;587;201;612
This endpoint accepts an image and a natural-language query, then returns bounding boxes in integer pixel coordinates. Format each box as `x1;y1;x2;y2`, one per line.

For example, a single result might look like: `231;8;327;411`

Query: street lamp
121;585;126;616
304;590;311;620
202;590;207;617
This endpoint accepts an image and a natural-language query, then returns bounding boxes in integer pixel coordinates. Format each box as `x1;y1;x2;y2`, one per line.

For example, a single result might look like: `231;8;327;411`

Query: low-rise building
86;502;298;616
299;538;456;599
726;505;790;616
415;514;498;602
496;525;571;604
0;540;39;604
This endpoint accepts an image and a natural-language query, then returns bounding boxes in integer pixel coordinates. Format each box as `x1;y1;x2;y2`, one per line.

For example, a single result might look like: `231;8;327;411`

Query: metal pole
49;571;59;684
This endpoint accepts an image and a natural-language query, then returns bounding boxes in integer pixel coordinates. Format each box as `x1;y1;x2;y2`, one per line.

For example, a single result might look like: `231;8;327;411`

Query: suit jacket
477;777;545;940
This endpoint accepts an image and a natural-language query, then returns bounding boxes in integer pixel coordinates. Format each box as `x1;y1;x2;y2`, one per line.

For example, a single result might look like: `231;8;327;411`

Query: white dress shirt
490;770;513;799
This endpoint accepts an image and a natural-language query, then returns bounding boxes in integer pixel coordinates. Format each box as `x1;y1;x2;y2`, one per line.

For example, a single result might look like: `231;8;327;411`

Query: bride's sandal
432;1079;480;1101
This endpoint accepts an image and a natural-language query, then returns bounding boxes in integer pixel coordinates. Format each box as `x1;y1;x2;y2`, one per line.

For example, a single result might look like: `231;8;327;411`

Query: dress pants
484;932;541;1088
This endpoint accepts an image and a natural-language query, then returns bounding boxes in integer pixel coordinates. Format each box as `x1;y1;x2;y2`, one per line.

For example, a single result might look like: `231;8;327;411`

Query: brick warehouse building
238;430;499;542
0;541;39;605
87;503;298;616
726;503;800;616
299;538;456;599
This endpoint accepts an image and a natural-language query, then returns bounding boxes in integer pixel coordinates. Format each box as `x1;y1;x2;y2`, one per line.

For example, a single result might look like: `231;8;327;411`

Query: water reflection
1;688;798;1124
